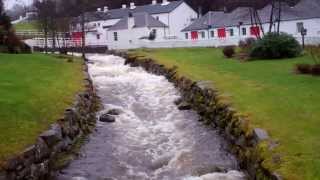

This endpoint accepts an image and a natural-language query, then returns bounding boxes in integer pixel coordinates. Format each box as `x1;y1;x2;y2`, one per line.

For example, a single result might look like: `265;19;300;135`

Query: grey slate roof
74;0;184;23
108;12;167;31
108;17;128;31
182;0;320;32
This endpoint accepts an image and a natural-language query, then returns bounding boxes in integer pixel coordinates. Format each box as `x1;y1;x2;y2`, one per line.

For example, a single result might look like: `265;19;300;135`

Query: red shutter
218;28;226;38
191;31;198;40
250;26;260;37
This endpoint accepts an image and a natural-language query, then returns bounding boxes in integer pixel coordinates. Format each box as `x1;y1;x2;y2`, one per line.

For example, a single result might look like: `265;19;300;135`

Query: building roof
108;12;167;31
182;0;320;32
74;0;184;23
107;17;128;30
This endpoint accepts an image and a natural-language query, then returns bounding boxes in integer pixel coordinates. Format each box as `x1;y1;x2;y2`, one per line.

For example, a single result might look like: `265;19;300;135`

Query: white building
71;0;198;49
182;0;320;46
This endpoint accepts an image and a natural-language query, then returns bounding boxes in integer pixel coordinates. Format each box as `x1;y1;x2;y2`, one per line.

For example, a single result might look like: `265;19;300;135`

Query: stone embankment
0;63;100;180
115;52;282;180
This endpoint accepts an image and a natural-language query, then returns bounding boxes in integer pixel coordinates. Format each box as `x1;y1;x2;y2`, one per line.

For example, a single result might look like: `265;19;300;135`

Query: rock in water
107;109;123;116
99;114;116;123
177;101;192;110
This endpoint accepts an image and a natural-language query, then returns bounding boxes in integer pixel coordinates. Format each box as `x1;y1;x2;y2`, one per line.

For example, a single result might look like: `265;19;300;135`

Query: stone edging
0;63;100;180
114;51;282;180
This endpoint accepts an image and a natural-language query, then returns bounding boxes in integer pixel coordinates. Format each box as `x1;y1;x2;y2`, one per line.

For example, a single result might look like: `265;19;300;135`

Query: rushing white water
55;54;246;180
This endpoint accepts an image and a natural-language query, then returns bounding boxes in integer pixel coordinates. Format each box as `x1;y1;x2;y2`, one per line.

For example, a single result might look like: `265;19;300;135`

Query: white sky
4;0;33;10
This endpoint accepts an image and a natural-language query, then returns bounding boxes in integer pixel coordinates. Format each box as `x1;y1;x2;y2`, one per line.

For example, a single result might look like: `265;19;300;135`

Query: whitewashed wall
84;19;121;46
168;2;198;39
107;26;168;49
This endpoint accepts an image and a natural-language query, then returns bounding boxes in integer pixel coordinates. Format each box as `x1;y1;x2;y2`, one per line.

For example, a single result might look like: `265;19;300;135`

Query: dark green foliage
0;1;30;54
223;46;235;58
148;30;156;41
250;32;302;59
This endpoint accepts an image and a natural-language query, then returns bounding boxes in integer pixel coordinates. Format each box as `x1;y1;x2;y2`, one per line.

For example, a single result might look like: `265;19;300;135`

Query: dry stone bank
0;64;99;180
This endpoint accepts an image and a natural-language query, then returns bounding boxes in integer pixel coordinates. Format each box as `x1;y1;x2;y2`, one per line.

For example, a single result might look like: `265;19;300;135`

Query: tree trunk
81;13;86;60
44;27;48;53
277;0;281;34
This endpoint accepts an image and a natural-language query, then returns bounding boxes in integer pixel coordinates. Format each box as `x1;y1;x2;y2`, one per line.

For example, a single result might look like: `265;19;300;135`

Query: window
200;31;205;38
229;29;234;36
210;30;215;38
242;27;247;35
96;34;100;40
185;32;189;39
114;32;118;41
97;23;100;27
156;16;159;20
297;22;304;33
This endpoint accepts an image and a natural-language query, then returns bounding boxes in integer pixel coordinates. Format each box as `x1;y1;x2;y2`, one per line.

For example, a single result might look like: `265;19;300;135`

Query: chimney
130;2;136;9
161;0;169;5
197;6;202;18
152;0;157;5
128;14;135;29
103;6;108;12
223;6;227;12
122;4;127;9
97;8;102;12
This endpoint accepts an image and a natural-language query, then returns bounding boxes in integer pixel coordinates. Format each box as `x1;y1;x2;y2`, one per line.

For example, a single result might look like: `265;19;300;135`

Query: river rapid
55;54;246;180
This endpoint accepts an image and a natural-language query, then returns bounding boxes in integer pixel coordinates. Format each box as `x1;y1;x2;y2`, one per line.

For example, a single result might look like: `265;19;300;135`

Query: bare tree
0;0;3;15
35;0;51;53
268;0;275;33
78;0;90;59
47;0;58;52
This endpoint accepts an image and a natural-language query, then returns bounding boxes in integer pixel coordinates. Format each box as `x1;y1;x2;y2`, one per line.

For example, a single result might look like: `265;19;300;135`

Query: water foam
55;54;245;180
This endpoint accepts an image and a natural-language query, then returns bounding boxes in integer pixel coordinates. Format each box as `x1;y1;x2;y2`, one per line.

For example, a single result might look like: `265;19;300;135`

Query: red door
191;31;198;40
72;32;83;46
218;28;226;38
250;26;260;37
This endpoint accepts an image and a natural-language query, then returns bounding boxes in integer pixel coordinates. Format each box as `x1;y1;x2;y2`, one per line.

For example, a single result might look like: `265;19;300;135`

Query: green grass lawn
0;53;84;167
131;48;320;180
14;21;38;31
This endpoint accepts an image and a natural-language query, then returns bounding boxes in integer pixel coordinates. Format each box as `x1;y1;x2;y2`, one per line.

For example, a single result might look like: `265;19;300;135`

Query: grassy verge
130;48;320;180
14;21;38;31
0;53;84;166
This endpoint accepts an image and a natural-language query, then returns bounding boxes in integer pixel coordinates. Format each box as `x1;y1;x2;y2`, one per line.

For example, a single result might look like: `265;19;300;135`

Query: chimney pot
103;6;108;12
162;0;169;5
152;0;157;5
122;4;127;9
97;8;102;12
130;2;136;9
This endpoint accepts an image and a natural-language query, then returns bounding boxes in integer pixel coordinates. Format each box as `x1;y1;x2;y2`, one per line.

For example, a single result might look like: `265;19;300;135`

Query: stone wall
117;52;282;180
0;64;99;180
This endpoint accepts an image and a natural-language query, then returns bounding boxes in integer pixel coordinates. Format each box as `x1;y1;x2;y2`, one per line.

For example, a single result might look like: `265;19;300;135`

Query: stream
55;54;245;180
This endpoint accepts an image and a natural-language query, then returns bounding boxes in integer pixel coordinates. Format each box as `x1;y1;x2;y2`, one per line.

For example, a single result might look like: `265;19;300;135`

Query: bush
239;37;256;50
223;46;235;58
250;32;302;59
295;64;312;74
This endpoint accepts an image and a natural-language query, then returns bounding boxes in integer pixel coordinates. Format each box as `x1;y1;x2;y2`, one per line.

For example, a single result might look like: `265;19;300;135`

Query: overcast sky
4;0;33;9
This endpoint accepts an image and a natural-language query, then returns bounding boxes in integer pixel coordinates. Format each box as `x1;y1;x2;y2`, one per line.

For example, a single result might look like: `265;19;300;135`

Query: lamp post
301;27;307;49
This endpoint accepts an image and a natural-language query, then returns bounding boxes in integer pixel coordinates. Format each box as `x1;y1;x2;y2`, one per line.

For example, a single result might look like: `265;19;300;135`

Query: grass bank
130;48;320;180
14;21;38;31
0;53;84;166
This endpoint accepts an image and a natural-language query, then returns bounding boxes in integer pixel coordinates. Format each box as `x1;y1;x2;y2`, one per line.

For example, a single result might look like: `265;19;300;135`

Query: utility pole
301;27;307;49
